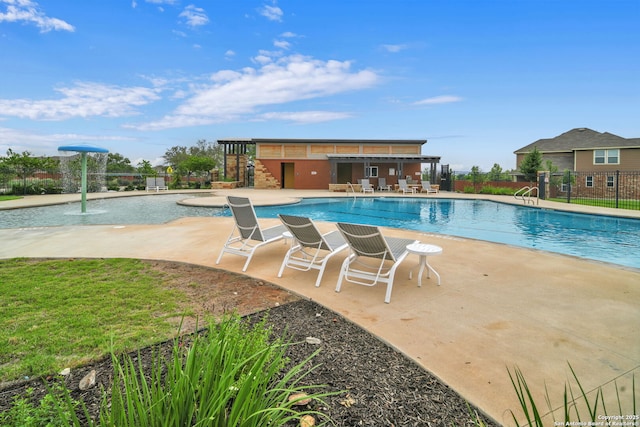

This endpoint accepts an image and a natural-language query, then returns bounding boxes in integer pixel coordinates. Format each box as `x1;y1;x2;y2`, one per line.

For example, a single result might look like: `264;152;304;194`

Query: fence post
566;172;572;204
615;170;620;209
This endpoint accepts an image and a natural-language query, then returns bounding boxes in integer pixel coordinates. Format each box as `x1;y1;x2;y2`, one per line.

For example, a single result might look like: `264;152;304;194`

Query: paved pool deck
1;189;639;426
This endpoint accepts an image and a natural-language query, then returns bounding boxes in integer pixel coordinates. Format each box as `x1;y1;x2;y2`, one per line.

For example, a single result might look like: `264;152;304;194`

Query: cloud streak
0;82;161;120
0;0;74;32
134;55;378;130
414;95;462;105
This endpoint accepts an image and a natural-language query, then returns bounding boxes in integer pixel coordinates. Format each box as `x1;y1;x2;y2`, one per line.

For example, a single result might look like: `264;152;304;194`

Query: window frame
585;176;593;188
365;166;379;178
593;149;620;165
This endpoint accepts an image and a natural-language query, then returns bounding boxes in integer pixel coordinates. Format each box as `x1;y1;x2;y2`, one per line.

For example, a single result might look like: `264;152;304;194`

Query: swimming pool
213;197;640;270
1;195;638;269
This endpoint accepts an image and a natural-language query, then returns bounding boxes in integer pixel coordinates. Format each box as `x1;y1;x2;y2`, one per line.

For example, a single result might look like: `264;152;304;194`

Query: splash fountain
57;144;109;213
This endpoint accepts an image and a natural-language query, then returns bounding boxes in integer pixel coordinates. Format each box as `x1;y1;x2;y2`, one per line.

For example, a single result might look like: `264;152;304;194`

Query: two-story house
514;128;640;174
514;128;640;199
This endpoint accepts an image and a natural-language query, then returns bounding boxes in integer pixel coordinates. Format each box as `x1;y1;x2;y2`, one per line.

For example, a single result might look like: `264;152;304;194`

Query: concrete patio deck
1;189;638;426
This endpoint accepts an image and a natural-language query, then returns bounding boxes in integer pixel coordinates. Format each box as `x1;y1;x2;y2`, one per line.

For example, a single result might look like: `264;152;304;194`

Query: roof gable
514;128;638;154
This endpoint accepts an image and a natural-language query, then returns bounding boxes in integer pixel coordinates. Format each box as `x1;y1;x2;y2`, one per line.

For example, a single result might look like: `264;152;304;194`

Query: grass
548;197;640;210
0;258;192;382
0;195;22;202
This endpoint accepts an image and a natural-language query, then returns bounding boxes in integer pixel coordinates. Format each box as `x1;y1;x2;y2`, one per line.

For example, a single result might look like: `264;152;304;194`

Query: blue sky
1;0;638;172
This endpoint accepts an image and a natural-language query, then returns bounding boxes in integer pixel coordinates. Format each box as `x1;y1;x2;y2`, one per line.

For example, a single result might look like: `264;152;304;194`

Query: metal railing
547;170;640;210
514;186;539;205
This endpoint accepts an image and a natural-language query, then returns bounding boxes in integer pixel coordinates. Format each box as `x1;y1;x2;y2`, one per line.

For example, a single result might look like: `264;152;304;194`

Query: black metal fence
544;170;640;210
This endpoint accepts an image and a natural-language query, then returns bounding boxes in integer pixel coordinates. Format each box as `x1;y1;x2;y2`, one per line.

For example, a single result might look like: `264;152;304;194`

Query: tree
182;155;216;188
486;163;509;181
136;160;156;177
2;149;58;195
469;166;484;188
519;147;542;182
107;153;135;173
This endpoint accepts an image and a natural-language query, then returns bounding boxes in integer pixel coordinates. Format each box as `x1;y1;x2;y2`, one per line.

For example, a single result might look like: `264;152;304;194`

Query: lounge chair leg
335;257;351;293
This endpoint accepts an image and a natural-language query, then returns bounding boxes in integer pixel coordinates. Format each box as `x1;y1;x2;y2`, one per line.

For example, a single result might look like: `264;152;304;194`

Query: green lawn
0;258;193;382
548;197;640;210
0;195;22;202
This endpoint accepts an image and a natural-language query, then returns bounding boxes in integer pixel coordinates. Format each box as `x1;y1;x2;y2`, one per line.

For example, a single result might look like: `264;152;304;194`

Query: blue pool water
213;197;640;270
1;195;638;269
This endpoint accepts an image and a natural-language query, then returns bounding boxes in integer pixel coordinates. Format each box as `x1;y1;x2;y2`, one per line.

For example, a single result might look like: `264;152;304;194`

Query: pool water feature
1;195;638;269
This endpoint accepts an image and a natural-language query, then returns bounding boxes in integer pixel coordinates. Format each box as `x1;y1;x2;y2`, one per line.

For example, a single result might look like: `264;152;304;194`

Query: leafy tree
136;160;156;177
469;166;484;188
183;155;216;187
544;160;561;189
486;163;509;181
107;153;135;173
2;149;58;195
519;147;542;182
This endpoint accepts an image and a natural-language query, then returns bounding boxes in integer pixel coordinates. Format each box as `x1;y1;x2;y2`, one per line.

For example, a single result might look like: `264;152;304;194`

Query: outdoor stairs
254;160;281;189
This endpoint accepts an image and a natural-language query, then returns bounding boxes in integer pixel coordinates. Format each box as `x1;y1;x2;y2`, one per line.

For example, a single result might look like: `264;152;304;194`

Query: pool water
1;195;638;269
213;197;640;270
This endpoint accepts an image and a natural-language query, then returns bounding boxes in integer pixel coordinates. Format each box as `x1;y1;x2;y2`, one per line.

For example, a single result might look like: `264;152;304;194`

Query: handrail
346;182;357;200
514;186;539;205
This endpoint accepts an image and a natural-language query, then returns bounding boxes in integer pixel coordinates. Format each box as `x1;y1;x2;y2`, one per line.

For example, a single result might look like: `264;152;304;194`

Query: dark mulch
0;261;499;426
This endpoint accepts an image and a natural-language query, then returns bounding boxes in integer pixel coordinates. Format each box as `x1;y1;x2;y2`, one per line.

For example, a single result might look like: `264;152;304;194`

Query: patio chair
377;177;391;191
145;177;168;192
420;181;438;194
277;214;349;287
155;177;168;191
216;196;287;272
361;179;374;193
335;222;418;303
397;179;415;194
145;177;156;192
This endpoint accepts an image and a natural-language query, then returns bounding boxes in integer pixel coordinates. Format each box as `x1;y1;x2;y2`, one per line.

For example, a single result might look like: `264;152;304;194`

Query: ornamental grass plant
99;315;335;427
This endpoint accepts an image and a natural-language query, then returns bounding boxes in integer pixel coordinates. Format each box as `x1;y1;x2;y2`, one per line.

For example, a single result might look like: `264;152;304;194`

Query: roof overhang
326;154;440;162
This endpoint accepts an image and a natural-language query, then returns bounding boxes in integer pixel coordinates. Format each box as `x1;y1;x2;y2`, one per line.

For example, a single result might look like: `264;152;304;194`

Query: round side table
406;242;442;287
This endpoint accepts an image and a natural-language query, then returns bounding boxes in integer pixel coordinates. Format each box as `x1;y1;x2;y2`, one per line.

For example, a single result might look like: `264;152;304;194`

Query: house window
561;183;571;192
585;176;593;188
607;175;615;188
594;149;619;165
365;166;378;178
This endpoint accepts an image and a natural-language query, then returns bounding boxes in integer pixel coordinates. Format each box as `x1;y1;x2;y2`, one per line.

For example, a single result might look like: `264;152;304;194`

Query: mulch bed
0;261;499;426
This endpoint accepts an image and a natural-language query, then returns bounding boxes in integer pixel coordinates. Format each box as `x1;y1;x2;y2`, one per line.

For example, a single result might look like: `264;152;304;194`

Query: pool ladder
514;186;539;205
346;182;357;200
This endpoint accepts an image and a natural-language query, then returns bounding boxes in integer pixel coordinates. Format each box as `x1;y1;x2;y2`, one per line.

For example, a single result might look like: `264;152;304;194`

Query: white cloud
257;111;352;124
414;95;463;105
382;44;408;53
259;4;283;22
0;126;136;156
0;0;74;32
273;39;291;50
0;82;161;121
132;55;378;131
179;4;209;27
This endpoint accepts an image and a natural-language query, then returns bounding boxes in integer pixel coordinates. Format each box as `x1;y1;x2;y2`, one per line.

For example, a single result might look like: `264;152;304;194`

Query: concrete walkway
1;189;638;426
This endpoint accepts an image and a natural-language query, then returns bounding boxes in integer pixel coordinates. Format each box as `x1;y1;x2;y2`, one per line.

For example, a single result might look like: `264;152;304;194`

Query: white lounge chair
216;196;287;272
145;177;168;192
277;214;349;287
335;222;418;303
397;179;415;194
155;177;168;191
361;179;374;193
377;177;391;191
420;181;438;194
